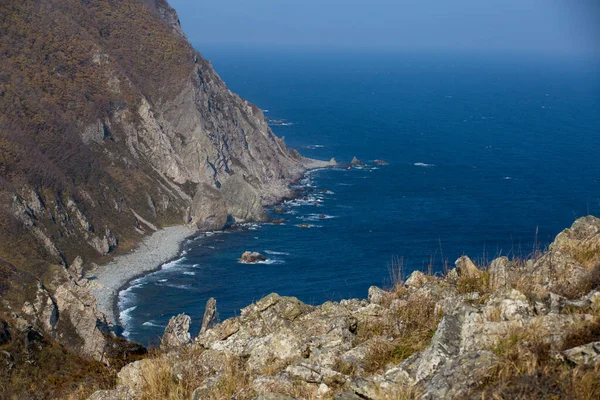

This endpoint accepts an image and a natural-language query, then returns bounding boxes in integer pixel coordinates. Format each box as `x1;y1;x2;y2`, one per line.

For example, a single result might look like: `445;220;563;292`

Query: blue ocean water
121;49;600;345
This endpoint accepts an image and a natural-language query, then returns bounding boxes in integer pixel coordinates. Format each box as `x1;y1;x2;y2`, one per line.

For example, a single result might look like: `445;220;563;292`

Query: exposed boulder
161;313;192;351
329;158;338;165
373;159;389;166
405;270;428;288
240;251;268;263
88;385;135;400
563;342;600;367
455;256;482;279
200;297;217;334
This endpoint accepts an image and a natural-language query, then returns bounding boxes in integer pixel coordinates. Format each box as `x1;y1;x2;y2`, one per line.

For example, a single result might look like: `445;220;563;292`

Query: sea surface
120;48;600;345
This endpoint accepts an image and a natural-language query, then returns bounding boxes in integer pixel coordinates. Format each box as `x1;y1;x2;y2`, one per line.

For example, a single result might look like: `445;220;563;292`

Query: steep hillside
0;0;318;363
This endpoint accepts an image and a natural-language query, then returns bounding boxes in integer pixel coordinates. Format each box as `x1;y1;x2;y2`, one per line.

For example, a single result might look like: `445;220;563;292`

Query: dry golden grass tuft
478;323;600;399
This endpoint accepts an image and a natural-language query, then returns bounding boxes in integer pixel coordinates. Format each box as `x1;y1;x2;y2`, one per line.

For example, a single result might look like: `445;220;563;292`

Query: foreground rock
161;313;192;351
90;216;600;400
240;251;268;263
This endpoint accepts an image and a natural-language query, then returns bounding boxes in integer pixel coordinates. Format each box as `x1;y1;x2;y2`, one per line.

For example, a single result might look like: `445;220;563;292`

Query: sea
119;48;600;346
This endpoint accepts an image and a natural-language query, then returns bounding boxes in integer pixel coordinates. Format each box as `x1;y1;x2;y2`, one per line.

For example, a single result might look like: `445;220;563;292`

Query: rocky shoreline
91;158;336;334
88;226;197;328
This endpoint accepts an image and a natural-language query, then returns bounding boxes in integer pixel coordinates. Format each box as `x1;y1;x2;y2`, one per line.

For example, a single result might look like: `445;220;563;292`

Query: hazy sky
169;0;599;54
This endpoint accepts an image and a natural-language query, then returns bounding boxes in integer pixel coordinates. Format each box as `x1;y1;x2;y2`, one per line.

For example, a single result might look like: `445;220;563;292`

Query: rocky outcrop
0;0;321;358
161;313;192;351
240;251;268;263
200;297;217;334
350;157;365;166
89;216;600;400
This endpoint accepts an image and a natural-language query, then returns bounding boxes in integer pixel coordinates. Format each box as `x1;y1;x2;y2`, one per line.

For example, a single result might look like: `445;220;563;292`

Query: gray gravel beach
88;226;196;325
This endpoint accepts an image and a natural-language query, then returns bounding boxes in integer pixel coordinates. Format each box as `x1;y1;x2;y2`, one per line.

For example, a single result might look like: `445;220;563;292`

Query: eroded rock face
190;184;228;231
161;313;192;351
200;297;217;334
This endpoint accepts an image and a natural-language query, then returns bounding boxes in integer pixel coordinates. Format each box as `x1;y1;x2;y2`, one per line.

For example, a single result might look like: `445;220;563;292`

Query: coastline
90;158;336;334
88;226;197;327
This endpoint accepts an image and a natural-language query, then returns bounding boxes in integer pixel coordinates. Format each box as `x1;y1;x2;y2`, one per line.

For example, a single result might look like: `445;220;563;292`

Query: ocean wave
503;176;513;180
119;305;138;337
414;162;435;167
158;283;192;290
298;214;336;222
301;144;325;149
158;279;168;283
264;250;290;255
183;271;196;276
295;224;323;229
239;259;285;265
142;320;164;328
160;256;189;270
192;264;201;268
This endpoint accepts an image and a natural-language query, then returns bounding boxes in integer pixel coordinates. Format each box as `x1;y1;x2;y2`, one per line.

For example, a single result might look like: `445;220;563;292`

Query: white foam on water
119;305;138;338
503;176;513;180
239;259;285;265
414;162;435;167
183;271;196;276
158;279;168;283
264;250;290;256
142;320;164;328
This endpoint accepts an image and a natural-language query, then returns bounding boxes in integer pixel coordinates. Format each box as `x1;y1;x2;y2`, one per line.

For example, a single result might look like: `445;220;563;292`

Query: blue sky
169;0;599;54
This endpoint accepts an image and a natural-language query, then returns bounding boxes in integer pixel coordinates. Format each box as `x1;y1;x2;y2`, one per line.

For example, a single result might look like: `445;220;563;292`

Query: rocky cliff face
91;217;600;399
0;0;318;360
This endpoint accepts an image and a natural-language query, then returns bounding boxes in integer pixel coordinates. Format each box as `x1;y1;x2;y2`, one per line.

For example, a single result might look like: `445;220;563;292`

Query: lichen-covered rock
201;297;217;334
405;270;428;288
367;286;389;305
422;351;497;399
455;256;482;279
161;313;191;351
88;385;134;400
563;342;600;367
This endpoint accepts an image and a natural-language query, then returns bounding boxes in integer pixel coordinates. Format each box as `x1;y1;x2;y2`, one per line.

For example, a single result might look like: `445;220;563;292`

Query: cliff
0;0;323;364
87;216;600;400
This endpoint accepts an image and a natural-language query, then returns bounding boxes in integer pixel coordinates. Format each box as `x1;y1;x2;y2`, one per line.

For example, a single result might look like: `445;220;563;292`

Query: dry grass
478;323;600;399
205;356;254;400
457;271;491;295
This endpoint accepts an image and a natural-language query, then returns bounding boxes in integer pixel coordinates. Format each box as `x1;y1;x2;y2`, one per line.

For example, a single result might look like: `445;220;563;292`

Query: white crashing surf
264;250;291;256
142;320;165;328
414;162;435;167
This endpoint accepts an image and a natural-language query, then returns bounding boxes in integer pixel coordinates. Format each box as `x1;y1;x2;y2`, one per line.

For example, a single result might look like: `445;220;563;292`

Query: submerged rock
373;159;389;165
240;251;268;263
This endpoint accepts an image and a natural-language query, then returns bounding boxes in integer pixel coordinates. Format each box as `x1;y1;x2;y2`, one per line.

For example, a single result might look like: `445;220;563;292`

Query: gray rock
405;270;428;288
200;297;217;334
455;256;482;279
88;385;134;400
422;351;497;399
563;342;600;367
161;313;192;351
190;184;228;231
367;286;389;305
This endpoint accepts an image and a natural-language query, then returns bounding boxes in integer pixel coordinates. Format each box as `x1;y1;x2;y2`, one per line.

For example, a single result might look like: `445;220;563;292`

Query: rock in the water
200;297;217;334
350;156;364;166
373;159;389;165
329;158;338;165
563;341;600;367
240;251;268;263
161;313;191;351
455;256;482;279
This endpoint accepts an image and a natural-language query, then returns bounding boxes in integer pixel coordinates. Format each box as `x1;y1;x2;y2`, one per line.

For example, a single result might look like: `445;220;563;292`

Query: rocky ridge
90;216;600;399
0;0;332;362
